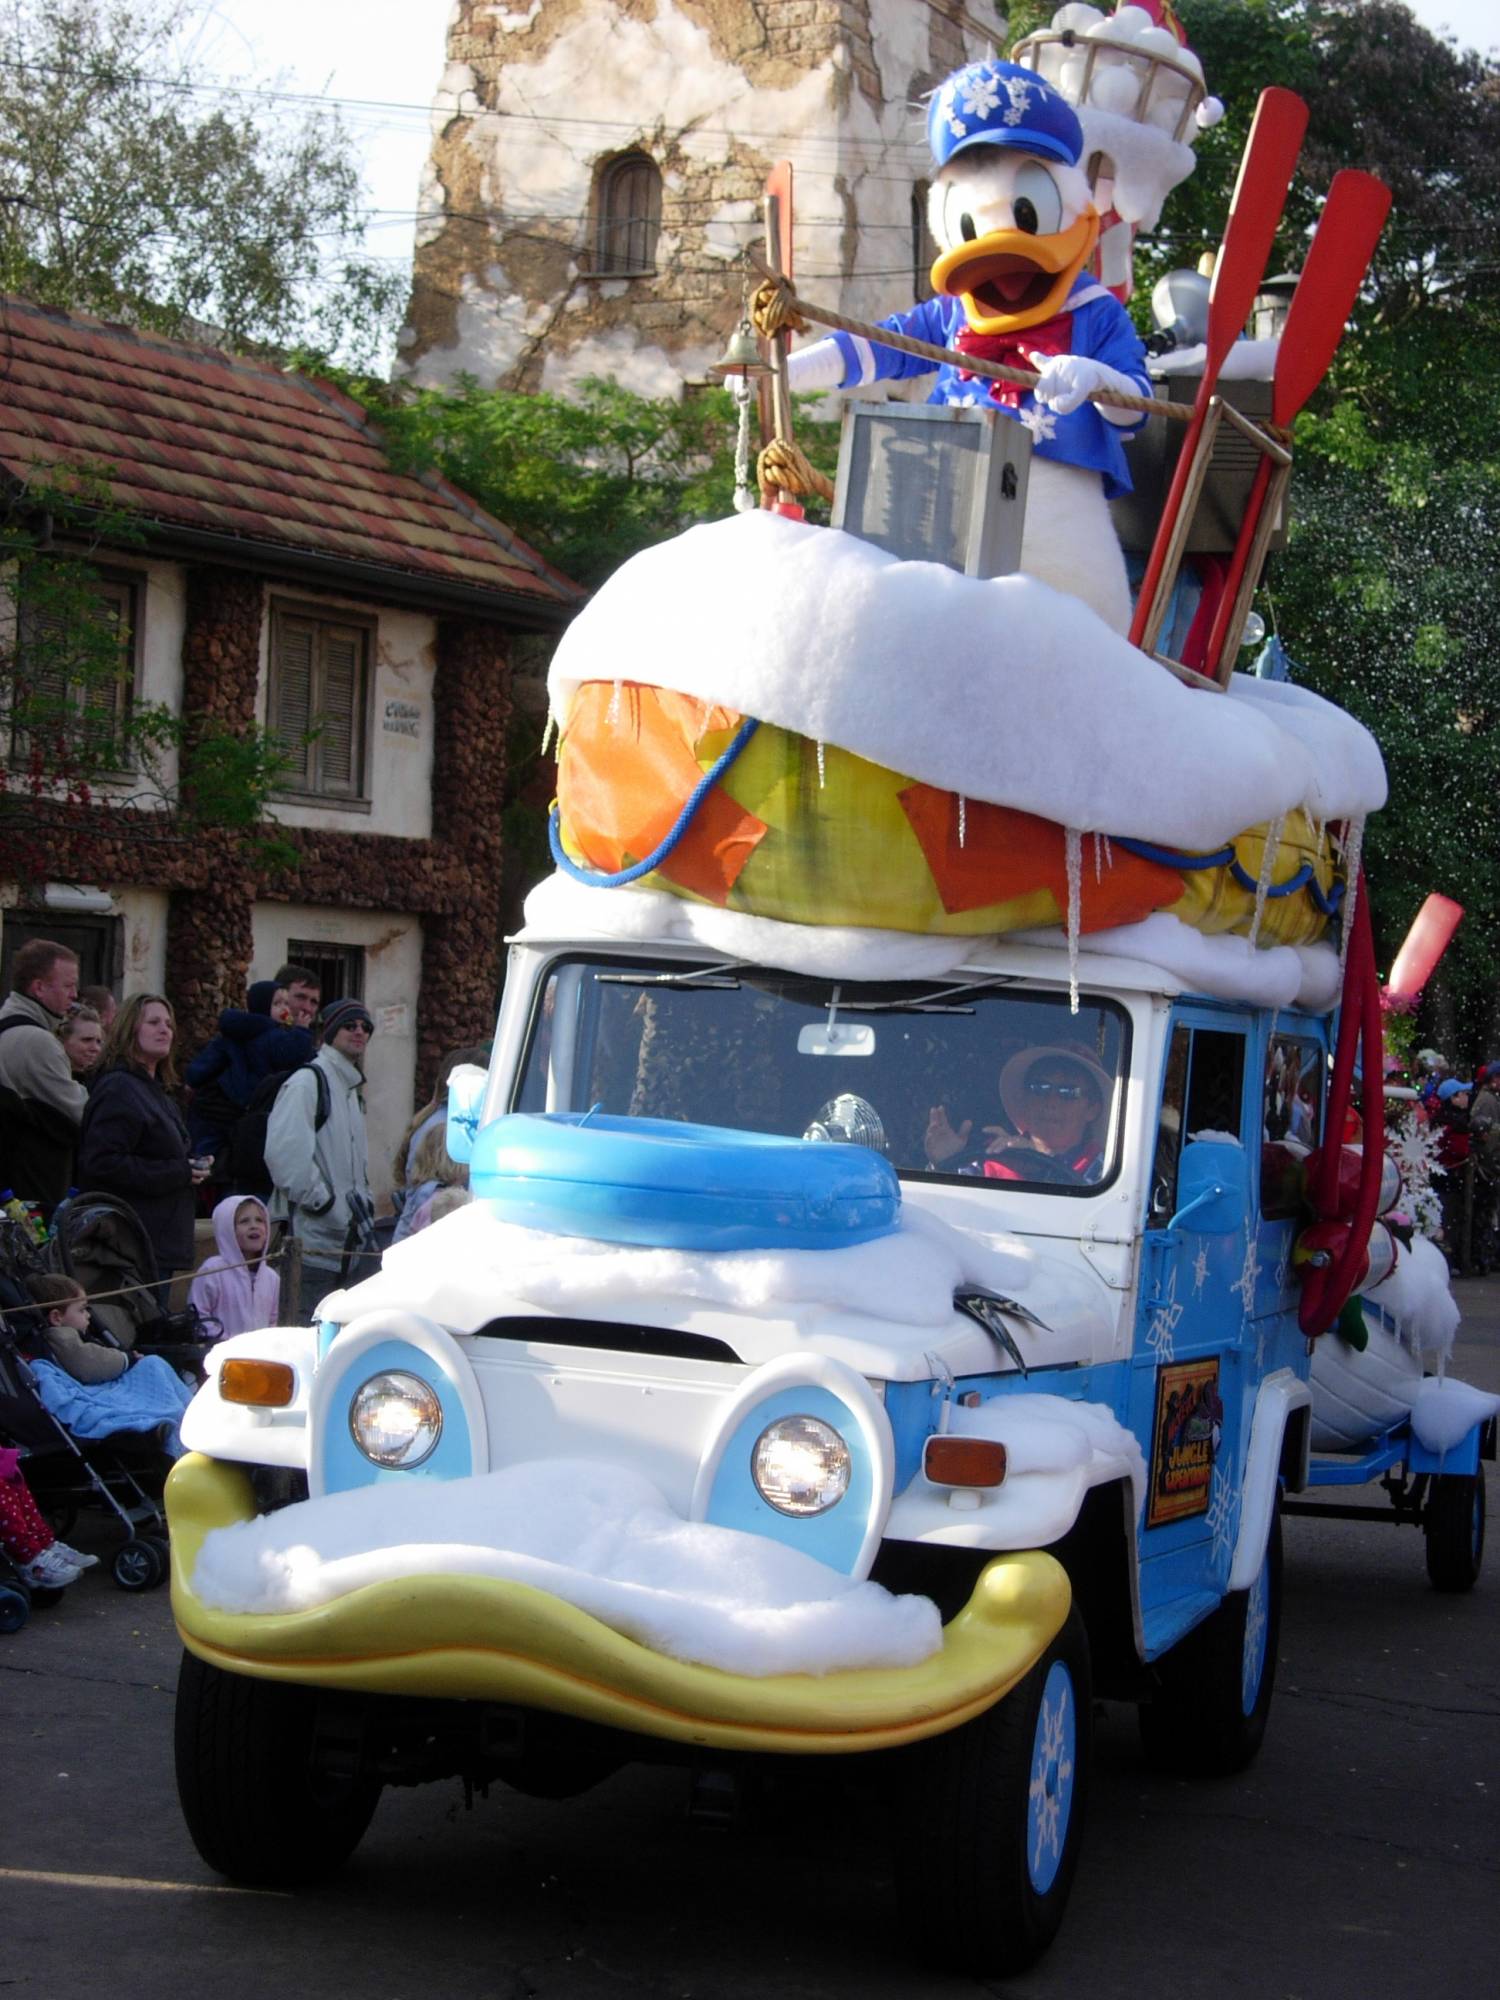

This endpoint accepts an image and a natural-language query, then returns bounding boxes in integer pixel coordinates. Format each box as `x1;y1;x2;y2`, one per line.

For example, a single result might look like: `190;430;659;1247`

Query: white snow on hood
327;1199;1106;1373
548;511;1386;851
190;1458;942;1677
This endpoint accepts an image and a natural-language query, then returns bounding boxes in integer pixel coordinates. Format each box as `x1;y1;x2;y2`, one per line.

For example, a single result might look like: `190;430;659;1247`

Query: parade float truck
165;23;1493;1977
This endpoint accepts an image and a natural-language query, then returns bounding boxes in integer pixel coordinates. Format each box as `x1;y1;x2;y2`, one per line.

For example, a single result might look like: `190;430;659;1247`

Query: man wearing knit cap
266;997;375;1321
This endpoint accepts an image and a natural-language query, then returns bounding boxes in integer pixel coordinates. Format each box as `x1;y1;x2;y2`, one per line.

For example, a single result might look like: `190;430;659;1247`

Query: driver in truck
924;1045;1113;1184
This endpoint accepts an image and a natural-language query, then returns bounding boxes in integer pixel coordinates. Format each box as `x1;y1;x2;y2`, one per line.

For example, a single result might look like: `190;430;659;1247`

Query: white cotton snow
1076;105;1197;228
1014;913;1343;1012
523;871;980;984
336;1195;1047;1339
948;1392;1147;1515
1409;1378;1500;1457
548;512;1385;852
190;1459;942;1677
1363;1231;1461;1359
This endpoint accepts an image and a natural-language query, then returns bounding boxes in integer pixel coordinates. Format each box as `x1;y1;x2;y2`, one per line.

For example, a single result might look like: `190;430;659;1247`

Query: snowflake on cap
960;67;1003;121
1003;72;1035;126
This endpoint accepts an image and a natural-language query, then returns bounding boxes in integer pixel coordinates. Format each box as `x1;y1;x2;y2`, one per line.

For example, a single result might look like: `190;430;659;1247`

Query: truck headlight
752;1415;851;1515
349;1371;443;1468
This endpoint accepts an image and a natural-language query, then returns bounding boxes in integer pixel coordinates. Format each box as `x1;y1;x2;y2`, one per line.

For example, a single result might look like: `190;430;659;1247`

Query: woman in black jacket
77;994;209;1284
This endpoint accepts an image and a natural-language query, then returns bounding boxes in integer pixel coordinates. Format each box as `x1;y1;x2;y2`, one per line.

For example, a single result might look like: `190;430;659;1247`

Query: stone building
400;0;1005;398
0;296;584;1189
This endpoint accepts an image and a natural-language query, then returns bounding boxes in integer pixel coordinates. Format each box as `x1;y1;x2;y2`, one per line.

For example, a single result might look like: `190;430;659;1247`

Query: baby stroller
0;1245;177;1597
48;1191;214;1378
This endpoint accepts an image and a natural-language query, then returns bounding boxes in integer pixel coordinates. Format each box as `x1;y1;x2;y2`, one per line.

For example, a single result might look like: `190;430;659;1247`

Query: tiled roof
0;296;584;614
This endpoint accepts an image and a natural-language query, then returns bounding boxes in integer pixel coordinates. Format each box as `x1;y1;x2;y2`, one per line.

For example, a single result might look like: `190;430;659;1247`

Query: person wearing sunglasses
924;1045;1113;1185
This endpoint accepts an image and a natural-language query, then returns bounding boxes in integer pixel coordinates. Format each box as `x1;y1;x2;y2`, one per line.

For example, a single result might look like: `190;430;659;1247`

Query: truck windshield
514;959;1129;1197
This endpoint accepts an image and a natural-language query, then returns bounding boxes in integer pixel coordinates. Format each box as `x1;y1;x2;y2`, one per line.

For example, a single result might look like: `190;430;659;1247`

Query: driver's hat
1000;1045;1112;1128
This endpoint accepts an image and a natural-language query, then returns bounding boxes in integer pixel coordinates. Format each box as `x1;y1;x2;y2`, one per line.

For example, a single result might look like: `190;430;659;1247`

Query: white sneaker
50;1542;100;1570
21;1547;83;1588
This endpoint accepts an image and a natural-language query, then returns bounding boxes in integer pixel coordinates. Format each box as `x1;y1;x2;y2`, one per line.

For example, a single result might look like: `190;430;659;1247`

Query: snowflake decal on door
1146;1266;1183;1363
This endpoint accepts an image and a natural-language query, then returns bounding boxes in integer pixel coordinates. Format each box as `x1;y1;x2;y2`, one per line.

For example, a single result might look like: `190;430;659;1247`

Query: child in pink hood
189;1194;280;1340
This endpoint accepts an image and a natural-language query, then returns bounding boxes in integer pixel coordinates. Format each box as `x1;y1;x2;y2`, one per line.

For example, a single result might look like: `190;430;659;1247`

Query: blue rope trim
549;715;761;889
1114;835;1346;916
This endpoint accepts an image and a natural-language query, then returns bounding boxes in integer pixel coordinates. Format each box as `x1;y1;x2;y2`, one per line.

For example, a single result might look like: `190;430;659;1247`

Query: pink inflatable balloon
1385;893;1463;1004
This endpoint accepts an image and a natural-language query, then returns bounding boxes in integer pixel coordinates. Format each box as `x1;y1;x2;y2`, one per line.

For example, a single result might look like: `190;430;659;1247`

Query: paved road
4;1286;1496;2000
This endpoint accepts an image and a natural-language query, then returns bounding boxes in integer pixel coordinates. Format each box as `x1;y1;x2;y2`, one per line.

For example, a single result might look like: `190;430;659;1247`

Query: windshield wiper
597;963;746;990
830;974;1019;1016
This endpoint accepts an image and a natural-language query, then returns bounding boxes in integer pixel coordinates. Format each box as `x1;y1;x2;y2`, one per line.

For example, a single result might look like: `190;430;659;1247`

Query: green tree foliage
338;372;840;592
0;0;404;364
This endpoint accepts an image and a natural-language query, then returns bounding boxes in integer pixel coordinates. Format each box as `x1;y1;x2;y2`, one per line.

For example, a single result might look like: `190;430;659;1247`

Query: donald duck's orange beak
931;210;1099;334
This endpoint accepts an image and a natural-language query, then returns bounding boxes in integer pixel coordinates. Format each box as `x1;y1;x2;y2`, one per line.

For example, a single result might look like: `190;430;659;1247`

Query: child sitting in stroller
0;1444;97;1590
25;1275;194;1456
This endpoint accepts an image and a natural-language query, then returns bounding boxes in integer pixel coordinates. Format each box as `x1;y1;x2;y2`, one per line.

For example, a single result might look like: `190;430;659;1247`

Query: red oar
1202;168;1392;677
1128;87;1309;653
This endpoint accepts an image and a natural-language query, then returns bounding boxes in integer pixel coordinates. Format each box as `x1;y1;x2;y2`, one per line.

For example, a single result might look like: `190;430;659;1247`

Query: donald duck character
763;59;1151;632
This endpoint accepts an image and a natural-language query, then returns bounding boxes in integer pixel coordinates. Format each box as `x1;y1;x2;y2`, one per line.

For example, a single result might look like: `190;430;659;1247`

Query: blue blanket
30;1355;194;1457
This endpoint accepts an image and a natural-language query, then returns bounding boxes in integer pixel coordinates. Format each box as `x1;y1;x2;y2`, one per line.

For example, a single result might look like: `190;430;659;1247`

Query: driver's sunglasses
1026;1077;1087;1100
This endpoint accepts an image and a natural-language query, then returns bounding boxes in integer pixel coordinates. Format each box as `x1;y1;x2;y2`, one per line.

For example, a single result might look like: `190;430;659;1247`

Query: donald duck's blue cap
928;59;1084;172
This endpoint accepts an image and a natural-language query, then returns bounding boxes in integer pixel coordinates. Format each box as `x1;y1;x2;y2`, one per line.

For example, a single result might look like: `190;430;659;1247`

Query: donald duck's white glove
1027;352;1144;425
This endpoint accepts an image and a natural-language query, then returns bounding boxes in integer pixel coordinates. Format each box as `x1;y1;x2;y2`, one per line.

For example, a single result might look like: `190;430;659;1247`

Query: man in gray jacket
265;998;375;1321
0;939;88;1214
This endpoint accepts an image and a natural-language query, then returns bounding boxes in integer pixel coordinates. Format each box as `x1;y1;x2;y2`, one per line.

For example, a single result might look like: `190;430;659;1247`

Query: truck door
1132;1009;1257;1656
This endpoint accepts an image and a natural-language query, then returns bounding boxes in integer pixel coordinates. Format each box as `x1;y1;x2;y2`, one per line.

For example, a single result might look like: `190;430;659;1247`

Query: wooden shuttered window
269;606;369;802
8;574;135;769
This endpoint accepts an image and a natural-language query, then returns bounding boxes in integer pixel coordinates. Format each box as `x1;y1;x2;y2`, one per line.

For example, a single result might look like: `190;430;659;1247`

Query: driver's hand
925;1106;971;1165
984;1127;1034;1153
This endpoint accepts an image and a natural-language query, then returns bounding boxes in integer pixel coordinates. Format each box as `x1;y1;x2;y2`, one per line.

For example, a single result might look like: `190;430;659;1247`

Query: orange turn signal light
219;1358;296;1408
924;1435;1008;1488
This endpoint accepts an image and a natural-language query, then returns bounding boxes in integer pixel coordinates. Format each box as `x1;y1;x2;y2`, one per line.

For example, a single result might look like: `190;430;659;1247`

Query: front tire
174;1650;381;1886
894;1607;1091;1977
1425;1471;1485;1593
1139;1512;1282;1779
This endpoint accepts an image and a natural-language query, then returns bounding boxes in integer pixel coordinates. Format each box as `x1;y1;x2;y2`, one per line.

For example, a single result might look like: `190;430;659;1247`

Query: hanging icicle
1247;810;1286;952
1338;815;1366;972
540;711;557;759
731;377;757;514
607;679;623;727
816;738;826;789
1064;825;1083;1015
958;792;967;850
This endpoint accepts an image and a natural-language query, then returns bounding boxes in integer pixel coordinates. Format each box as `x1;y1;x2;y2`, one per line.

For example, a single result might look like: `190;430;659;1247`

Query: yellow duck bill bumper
168;1455;1072;1757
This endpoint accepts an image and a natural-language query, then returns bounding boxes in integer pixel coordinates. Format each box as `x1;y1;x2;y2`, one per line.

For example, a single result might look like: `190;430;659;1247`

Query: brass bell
710;317;770;380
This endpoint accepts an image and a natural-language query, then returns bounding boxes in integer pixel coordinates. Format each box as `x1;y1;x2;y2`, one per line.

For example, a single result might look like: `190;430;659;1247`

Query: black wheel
143;1533;172;1588
0;1583;30;1634
174;1650;381;1886
1425;1470;1485;1593
113;1538;165;1591
894;1607;1091;1977
1139;1511;1282;1779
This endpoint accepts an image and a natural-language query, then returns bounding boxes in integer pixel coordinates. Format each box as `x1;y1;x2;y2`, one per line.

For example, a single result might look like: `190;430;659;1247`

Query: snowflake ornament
1191;1241;1210;1298
1021;402;1059;443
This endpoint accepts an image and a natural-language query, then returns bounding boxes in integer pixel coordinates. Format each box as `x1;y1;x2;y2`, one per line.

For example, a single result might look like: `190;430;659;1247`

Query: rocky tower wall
400;0;997;398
